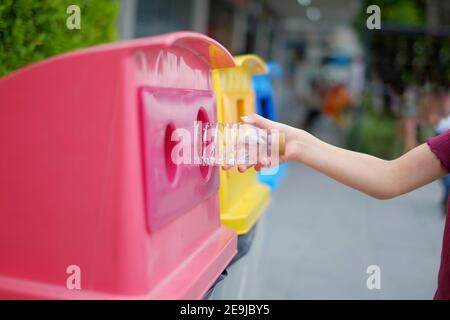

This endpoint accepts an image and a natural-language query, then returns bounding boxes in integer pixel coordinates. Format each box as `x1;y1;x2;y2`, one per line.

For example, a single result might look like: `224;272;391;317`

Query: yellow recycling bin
213;54;271;235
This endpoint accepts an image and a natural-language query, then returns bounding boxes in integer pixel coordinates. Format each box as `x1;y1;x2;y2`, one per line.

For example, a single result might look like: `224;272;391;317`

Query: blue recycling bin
253;62;287;191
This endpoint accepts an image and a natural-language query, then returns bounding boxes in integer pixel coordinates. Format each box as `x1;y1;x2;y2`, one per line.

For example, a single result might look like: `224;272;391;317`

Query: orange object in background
323;84;353;122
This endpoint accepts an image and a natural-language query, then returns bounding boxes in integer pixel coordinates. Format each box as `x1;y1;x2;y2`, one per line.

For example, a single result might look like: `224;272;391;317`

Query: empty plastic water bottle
169;122;285;167
198;122;285;167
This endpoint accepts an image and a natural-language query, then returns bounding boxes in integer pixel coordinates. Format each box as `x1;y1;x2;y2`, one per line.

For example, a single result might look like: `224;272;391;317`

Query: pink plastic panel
134;43;221;231
0;31;236;299
133;48;212;90
140;88;219;231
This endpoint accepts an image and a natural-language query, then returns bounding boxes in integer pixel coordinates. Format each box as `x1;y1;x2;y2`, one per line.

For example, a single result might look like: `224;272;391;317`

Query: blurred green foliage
380;0;426;26
0;0;119;77
355;111;402;160
347;98;402;160
349;0;447;158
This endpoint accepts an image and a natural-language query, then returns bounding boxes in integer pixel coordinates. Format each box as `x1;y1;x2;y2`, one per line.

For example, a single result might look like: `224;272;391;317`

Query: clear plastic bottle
198;122;285;167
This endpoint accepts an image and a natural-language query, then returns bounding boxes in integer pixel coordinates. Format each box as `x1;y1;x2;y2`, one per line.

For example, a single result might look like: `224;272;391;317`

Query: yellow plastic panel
213;55;270;235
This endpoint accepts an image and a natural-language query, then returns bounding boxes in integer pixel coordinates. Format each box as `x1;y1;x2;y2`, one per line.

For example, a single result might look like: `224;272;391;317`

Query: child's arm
240;114;447;200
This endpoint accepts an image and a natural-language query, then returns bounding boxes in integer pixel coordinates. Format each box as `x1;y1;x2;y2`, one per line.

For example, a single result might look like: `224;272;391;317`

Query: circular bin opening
197;108;211;181
164;123;178;184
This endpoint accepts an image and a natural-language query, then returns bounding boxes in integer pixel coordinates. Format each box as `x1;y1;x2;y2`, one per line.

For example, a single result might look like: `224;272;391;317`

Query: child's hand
222;114;302;173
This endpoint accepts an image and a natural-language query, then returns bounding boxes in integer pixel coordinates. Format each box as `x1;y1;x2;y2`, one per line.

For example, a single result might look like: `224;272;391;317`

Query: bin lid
267;62;283;77
0;31;236;83
125;31;236;70
234;55;269;75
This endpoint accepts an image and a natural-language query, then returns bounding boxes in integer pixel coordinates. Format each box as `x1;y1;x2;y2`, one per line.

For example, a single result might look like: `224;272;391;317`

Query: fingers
221;114;279;173
222;164;261;172
238;165;249;173
222;164;251;172
223;158;271;173
242;158;271;172
240;114;274;130
254;163;264;172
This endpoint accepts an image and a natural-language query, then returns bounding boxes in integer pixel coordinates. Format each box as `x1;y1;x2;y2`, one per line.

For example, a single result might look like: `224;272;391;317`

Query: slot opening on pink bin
197;107;211;181
164;122;178;185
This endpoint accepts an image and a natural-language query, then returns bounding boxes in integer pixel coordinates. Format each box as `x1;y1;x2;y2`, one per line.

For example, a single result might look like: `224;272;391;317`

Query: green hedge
353;110;402;160
347;99;403;160
0;0;119;77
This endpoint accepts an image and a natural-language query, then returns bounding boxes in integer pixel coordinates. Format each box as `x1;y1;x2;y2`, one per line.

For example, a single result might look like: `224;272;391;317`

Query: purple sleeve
427;130;450;173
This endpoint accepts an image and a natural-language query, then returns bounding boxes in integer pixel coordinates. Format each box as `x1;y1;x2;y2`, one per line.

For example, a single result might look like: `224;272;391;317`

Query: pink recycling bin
0;32;237;299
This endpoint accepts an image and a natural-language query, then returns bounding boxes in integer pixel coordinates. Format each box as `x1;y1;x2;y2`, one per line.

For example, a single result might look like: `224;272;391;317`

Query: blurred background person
299;77;325;132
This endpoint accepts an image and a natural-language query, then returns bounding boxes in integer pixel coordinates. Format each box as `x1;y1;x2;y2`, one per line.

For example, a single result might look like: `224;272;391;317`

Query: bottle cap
278;132;286;156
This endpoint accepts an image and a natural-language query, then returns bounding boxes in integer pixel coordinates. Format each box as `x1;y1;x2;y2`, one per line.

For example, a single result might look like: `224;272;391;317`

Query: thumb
240;114;274;130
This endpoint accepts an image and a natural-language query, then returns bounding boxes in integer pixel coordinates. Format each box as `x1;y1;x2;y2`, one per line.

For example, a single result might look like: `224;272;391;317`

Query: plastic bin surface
0;32;237;299
213;54;271;235
252;62;287;191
